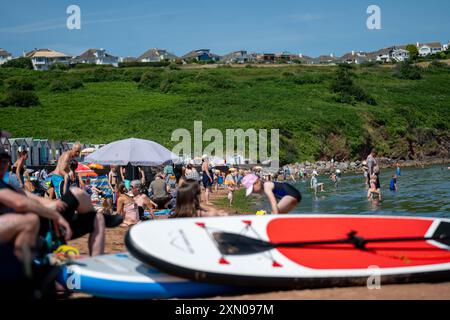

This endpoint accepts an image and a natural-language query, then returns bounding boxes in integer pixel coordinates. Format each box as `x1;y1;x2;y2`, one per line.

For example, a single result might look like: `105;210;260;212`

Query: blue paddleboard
58;252;237;299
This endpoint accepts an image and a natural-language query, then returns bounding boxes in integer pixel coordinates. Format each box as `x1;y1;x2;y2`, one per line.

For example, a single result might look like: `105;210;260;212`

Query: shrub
159;71;183;93
73;63;100;69
4;76;34;91
360;61;379;68
67;78;84;89
394;61;422;80
331;64;376;105
427;59;448;72
1;57;33;69
49;63;70;71
168;62;180;70
138;71;161;90
2;90;40;107
118;61;170;68
49;79;69;92
122;69;144;82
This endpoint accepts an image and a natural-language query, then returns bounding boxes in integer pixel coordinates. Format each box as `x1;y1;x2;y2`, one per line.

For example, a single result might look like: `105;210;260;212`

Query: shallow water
265;165;450;218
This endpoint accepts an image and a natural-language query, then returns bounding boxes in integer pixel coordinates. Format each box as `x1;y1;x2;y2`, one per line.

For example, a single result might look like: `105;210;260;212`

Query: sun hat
312;170;318;176
242;173;259;197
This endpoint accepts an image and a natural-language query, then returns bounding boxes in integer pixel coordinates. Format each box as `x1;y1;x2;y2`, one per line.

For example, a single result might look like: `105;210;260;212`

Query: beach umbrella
79;171;98;177
88;163;104;170
75;163;93;174
81;147;96;155
85;138;178;166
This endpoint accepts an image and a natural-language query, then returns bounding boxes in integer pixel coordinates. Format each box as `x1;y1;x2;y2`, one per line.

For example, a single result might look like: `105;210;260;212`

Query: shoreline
282;157;450;176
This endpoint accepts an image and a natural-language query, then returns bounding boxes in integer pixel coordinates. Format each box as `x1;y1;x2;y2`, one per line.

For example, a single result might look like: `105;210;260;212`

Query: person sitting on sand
129;180;157;219
311;171;325;195
170;180;219;218
116;183;140;226
242;173;302;214
184;163;200;182
149;174;171;208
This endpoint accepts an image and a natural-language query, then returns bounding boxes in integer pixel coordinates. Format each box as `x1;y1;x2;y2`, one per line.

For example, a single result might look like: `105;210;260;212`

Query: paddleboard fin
432;222;450;247
212;232;274;256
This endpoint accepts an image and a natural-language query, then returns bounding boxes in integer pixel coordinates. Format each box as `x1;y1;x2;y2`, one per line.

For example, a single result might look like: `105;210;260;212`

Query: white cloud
0;11;186;33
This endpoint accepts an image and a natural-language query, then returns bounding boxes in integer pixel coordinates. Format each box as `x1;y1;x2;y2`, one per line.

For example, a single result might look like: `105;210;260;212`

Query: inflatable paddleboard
58;252;237;299
126;215;450;289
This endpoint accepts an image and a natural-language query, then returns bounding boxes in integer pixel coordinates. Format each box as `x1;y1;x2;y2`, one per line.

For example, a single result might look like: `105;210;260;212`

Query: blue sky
1;0;449;57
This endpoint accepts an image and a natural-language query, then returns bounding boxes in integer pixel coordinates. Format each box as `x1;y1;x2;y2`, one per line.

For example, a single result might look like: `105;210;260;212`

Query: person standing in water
367;149;381;190
389;174;398;192
242;174;302;214
310;170;325;195
396;161;401;177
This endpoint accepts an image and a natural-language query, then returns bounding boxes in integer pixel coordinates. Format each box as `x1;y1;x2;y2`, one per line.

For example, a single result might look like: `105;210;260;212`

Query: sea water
266;165;450;218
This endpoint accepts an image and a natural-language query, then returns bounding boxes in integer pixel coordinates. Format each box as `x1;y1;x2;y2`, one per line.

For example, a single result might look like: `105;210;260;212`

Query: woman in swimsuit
201;155;213;205
242;173;302;214
116;183;140;226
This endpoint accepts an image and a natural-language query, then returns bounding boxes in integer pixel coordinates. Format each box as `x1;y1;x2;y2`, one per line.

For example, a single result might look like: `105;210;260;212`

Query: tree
406;44;419;61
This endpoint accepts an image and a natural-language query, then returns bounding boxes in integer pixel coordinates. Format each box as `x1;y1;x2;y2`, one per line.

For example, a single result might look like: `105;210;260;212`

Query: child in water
367;177;382;201
242;174;302;214
389;174;398;191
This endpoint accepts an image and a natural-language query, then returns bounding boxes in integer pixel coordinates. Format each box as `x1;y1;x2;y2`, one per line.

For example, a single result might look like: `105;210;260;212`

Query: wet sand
68;189;450;300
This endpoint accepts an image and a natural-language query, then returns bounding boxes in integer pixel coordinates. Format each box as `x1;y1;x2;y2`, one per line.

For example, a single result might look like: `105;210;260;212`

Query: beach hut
9;138;31;164
49;140;64;164
1;137;11;156
35;139;51;165
61;142;71;152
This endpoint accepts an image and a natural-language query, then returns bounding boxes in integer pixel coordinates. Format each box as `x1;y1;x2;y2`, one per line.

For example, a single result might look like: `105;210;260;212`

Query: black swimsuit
272;182;302;202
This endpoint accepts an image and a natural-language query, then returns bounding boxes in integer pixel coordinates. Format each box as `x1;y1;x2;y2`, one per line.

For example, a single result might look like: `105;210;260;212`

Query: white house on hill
73;48;119;67
417;42;443;56
26;48;71;70
0;49;12;65
137;48;178;62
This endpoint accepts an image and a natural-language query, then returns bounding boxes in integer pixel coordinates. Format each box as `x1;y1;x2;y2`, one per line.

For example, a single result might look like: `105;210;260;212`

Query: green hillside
1;63;449;164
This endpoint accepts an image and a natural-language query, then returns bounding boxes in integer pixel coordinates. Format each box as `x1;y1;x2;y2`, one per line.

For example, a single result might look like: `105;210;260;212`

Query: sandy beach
68;188;450;300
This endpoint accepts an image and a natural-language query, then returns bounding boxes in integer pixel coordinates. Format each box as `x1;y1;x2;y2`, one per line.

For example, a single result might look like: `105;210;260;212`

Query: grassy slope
0;65;449;162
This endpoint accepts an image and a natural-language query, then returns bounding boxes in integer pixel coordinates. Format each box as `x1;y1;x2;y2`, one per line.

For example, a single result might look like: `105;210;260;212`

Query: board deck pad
58;253;237;299
126;215;450;289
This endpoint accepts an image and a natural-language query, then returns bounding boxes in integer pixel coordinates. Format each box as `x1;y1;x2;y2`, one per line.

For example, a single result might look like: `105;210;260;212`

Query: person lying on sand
242;174;302;214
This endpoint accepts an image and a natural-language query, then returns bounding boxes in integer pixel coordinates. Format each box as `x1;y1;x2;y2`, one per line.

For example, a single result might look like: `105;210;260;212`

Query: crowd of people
1;125;409;299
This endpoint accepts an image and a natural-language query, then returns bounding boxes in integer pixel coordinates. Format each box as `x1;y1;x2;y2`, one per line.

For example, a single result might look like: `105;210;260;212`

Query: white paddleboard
126;215;450;289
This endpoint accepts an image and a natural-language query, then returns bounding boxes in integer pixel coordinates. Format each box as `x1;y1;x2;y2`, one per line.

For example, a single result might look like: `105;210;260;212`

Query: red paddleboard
126;215;450;289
